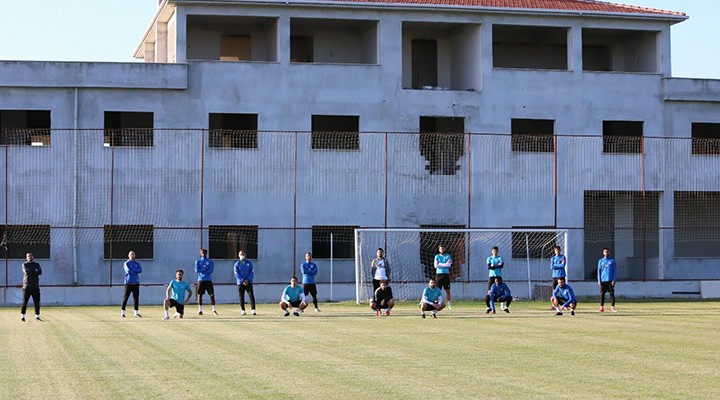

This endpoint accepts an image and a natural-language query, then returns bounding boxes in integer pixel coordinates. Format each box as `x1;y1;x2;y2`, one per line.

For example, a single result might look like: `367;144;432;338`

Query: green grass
2;300;719;400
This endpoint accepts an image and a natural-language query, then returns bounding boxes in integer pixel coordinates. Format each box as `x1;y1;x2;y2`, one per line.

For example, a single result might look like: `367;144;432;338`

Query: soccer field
1;300;719;400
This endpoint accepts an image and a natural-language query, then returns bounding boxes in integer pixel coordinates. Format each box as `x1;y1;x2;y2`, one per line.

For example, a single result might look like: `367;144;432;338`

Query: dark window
104;225;154;259
674;191;720;257
418;225;465;280
290;36;313;62
691;123;720;155
311;226;357;259
209;113;258;149
411;39;437;89
511;119;554;152
220;35;251;61
511;228;558;259
104;111;154;147
419;116;465;175
603;120;643;154
0;110;51;146
311;115;359;150
493;25;568;70
209;225;259;259
1;225;51;259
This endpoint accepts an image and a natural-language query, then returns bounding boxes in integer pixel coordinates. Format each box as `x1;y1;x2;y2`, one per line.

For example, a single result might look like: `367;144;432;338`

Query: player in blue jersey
195;248;217;315
121;250;143;318
163;269;193;319
434;244;453;309
485;277;512;314
551;277;576;316
597;247;617;312
485;246;504;312
280;276;308;317
550;245;566;289
301;252;321;312
234;250;256;316
419;278;445;318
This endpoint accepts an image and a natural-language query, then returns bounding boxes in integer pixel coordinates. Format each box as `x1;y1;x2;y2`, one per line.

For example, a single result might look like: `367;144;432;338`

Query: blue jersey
421;287;443;304
434;253;452;275
552;284;577;307
123;259;142;285
550;254;567;278
486;255;504;277
598;257;617;283
283;285;305;302
234;259;254;285
168;280;191;303
488;282;511;311
301;261;318;284
195;257;214;281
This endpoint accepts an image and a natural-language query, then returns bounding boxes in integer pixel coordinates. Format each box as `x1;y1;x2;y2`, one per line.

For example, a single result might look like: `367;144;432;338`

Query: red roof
319;0;685;17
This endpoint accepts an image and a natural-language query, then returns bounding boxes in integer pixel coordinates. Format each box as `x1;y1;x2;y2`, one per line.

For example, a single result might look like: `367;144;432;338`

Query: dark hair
377;248;384;252
176;269;184;274
380;280;388;284
291;276;298;281
603;247;610;252
494;276;503;283
554;245;561;251
492;246;499;251
429;278;436;283
200;248;208;253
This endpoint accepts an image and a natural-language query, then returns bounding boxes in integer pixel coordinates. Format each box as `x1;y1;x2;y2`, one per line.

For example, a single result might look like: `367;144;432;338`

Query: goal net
355;228;568;303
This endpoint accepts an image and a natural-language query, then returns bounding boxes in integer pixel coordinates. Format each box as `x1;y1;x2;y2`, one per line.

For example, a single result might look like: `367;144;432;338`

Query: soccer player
371;248;390;293
485;277;512;314
280;276;308;317
120;250;142;318
195;248;218;315
434;244;453;309
163;269;193;319
301;252;320;312
598;247;617;312
419;278;445;318
550;245;567;289
551;277;577;316
485;246;504;311
20;253;42;322
234;250;256;316
370;280;395;316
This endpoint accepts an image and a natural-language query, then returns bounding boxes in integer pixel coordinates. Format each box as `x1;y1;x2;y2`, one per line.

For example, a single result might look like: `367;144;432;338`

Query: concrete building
1;0;720;305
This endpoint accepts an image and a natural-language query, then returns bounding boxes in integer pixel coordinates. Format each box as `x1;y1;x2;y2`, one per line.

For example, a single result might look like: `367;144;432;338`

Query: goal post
355;228;569;304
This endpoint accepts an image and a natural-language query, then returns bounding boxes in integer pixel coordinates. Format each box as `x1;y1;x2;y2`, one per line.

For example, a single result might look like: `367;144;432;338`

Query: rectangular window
419;225;465;281
104;225;154;259
674;191;720;257
1;225;51;259
511;119;554;153
511;228;557;259
104;111;154;147
209;113;258;149
493;25;569;70
691;123;720;155
0;110;51;146
311;115;359;150
419;116;465;175
411;39;438;89
603;120;643;154
290;36;313;62
220;35;252;61
209;225;259;259
311;226;357;259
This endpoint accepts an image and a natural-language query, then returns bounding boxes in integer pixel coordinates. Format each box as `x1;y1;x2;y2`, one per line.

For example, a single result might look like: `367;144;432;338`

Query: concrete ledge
700;281;720;299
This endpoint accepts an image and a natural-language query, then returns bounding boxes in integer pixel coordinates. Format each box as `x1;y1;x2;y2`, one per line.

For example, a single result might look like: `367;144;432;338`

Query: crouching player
485;277;512;314
419;278;445;318
280;276;308;317
163;269;193;320
371;280;395;316
551;277;577;316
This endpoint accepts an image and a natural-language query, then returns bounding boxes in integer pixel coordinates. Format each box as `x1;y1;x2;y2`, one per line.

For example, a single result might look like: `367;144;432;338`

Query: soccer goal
354;228;568;303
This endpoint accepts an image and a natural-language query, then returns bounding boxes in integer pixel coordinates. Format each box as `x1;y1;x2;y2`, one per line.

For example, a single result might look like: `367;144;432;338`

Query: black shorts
600;281;615;294
169;299;185;315
555;296;576;306
420;302;438;311
288;299;302;308
372;297;393;307
435;274;451;290
303;283;317;297
197;281;215;296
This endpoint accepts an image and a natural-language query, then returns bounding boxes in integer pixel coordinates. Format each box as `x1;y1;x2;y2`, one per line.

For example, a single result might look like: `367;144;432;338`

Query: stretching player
280;276;308;317
485;246;504;312
370;280;395;316
195;248;218;315
163;269;193;320
419;278;445;318
551;277;576;316
434;244;453;309
121;250;142;318
485;277;512;314
597;247;617;312
301;252;320;312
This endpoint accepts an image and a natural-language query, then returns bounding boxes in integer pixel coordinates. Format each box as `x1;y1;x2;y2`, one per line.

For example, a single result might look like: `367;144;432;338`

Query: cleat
293;311;300;317
571;310;575;316
173;313;180;318
135;314;142;318
241;310;247;316
504;308;510;314
162;316;169;320
485;308;492;314
198;311;203;315
121;312;126;318
611;307;617;313
212;310;219;316
284;311;290;317
251;310;257;315
35;316;42;321
556;311;563;316
598;307;604;312
21;316;25;322
314;308;320;313
448;304;453;310
386;310;391;316
432;313;437;318
421;313;426;319
492;310;496;314
376;310;380;316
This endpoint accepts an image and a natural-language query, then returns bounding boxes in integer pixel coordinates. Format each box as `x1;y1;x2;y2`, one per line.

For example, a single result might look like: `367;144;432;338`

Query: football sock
198;306;203;312
212;305;216;312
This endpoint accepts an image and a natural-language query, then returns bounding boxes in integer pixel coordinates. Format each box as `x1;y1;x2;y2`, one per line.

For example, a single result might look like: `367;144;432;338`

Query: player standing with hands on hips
434;244;453;310
598;247;617;312
301;252;320;312
195;248;218;315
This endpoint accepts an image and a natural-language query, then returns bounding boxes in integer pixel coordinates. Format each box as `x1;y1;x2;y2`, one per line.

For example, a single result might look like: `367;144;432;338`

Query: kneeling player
419;278;445;318
551;277;577;316
485;277;512;314
371;280;395;316
163;269;193;320
280;276;308;317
